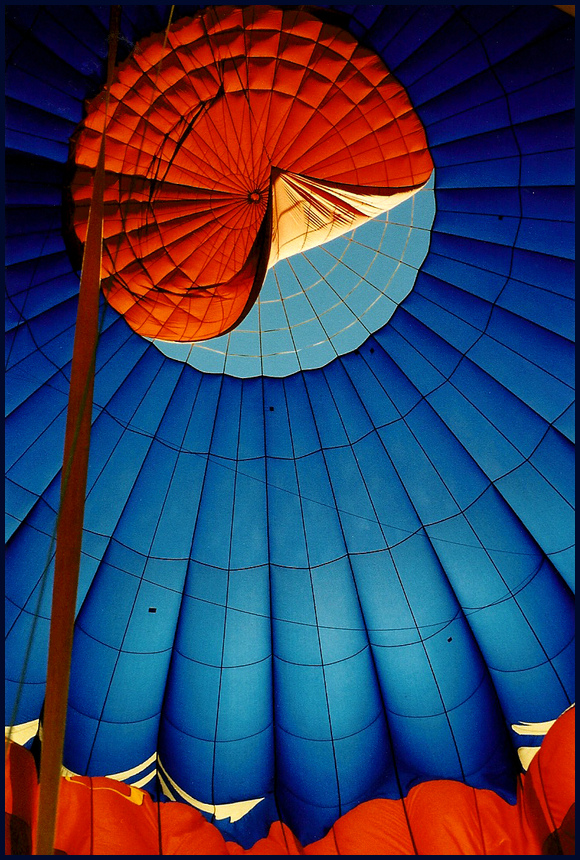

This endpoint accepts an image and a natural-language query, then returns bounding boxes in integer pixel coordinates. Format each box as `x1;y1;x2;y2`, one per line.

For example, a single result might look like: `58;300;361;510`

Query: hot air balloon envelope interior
5;3;575;854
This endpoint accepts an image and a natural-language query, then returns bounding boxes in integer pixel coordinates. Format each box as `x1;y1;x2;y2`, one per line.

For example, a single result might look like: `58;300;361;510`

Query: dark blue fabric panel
353;340;424;416
229;461;269;569
495;462;574;575
94;346;165;430
320;363;375;443
118;3;174;44
6;207;67;239
373;326;448;397
435;152;520;189
407;38;490;107
376;5;455;71
158;713;215;799
65;704;160;776
322;446;385;554
405;280;489;350
413;274;493;333
509;70;574;127
426;383;526;482
22;299;76;368
6;218;66;267
396;13;482;81
437;186;521;217
449;359;548;456
515;110;575;155
517;217;574;260
85;430;156;545
227;564;270;619
6;274;78;339
28;6;107;76
262;377;295;458
351;437;423;551
428;232;514;277
296;452;346;568
5;97;75;161
211;376;243;462
510;247;574;298
389;309;464;380
146;455;204;560
378;425;457;525
338;351;408;430
554;403;575;444
284;374;325;458
5;478;40;540
421;250;507;304
348;4;410;48
41;5;109;59
5;392;67;494
5;60;84;122
5;342;69;416
98;647;172;727
6;154;65;207
469;325;573;424
374;673;475;785
434;132;521;180
428;517;573;713
191;458;237;569
494;27;574;93
406;399;491;510
530;428;575;507
274;727;340;828
181;374;223;454
521;185;574;222
434;211;520;247
154;368;200;447
124;359;182;436
5;521;55;639
93;322;150;407
487;307;574;383
182;560;227;616
418;68;506;131
302;372;350;448
461;4;564;58
521;146;574;187
5;248;74;299
5;618;50;721
238;377;266;461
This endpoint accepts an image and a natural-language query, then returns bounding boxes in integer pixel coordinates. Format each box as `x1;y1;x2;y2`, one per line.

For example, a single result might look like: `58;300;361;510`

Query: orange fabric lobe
5;707;575;855
69;5;433;343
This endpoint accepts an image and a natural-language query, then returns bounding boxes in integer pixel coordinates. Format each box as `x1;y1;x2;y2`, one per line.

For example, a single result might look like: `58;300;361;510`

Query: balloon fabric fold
68;6;433;342
4;707;576;854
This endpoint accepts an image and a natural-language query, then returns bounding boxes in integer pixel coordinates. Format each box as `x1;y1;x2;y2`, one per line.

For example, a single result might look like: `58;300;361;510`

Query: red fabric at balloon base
4;706;574;855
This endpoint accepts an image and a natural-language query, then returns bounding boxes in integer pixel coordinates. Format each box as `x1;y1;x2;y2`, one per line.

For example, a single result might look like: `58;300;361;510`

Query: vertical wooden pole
34;8;120;855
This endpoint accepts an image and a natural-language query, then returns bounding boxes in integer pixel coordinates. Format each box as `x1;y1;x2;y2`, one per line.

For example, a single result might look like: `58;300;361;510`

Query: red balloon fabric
69;5;433;342
5;706;575;855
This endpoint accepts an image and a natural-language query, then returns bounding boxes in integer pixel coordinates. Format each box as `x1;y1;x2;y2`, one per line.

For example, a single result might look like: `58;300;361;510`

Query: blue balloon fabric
5;4;575;848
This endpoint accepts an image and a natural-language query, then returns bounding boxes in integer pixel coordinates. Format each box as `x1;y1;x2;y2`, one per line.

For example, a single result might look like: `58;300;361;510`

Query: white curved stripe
131;770;157;789
105;752;157;781
158;758;264;823
512;704;575;771
60;753;157;784
512;719;557;736
5;730;262;823
5;720;39;745
517;746;541;770
512;703;575;737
